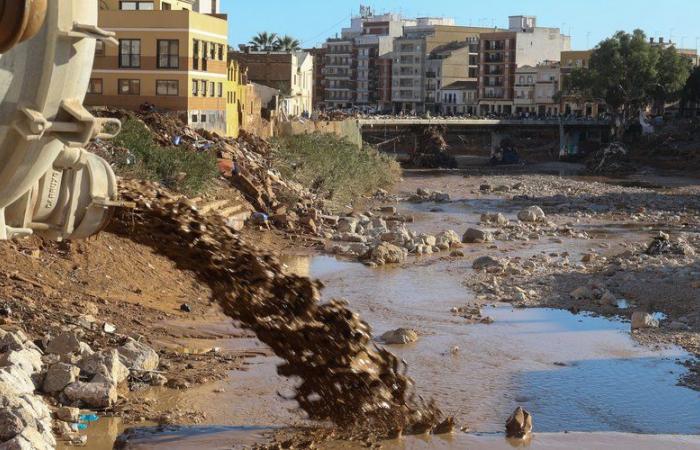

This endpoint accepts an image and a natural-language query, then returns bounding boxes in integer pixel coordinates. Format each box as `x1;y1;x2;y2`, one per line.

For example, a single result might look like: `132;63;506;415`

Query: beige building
560;50;602;117
87;0;230;134
439;81;478;115
392;21;493;113
478;16;571;115
231;51;314;118
425;40;480;113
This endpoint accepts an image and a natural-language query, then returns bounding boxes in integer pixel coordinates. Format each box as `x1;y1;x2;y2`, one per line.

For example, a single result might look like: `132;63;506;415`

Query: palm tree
274;35;301;52
248;32;278;51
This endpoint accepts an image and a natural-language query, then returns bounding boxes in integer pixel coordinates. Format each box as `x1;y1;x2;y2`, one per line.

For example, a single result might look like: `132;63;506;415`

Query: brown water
78;178;700;449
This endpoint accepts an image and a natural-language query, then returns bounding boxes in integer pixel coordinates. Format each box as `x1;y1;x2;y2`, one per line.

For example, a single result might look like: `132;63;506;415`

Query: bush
271;133;401;206
112;117;218;195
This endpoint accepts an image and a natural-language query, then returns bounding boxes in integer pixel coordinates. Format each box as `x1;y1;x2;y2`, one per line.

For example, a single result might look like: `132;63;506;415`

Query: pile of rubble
112;179;453;437
0;330;55;449
585;142;635;174
1;323;163;448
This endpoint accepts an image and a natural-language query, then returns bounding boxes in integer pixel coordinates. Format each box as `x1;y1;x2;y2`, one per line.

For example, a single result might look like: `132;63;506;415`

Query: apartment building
230;51;314;118
308;47;327;109
440;81;478;115
424;40;480;113
323;38;356;108
87;0;230;134
392;21;492;114
559;50;603;117
478;16;571;115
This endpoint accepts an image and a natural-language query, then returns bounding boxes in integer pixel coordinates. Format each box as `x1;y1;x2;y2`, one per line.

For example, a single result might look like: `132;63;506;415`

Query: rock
364;243;407;266
337;217;359;234
45;332;82;356
0;349;42;375
79;349;129;384
436;230;460;250
631;312;659;330
102;323;117;334
380;206;397;214
570;286;593;300
149;374;168;387
479;184;492;192
380;328;419;345
180;303;192;313
481;213;509;226
0;409;23;441
450;250;465;258
472;256;502;271
55;406;80;423
63;381;117;409
462;228;494;244
518;206;546;223
118;339;159;372
506;406;533;438
42;363;80;394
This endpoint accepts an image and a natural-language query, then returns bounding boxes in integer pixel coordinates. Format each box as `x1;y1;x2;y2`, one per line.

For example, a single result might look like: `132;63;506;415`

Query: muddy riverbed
74;170;700;449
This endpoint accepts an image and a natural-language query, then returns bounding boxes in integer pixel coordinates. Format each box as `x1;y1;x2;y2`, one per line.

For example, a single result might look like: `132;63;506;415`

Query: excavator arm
0;0;121;241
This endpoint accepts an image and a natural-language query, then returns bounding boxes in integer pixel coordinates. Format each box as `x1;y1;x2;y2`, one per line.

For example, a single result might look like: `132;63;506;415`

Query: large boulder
45;332;82;356
0;349;42;376
631;312;659;330
436;230;460;250
78;349;129;384
117;340;159;372
517;206;546;223
462;228;494;244
336;217;359;234
63;381;117;409
42;363;80;394
364;242;407;266
481;212;509;226
380;328;419;345
472;256;503;271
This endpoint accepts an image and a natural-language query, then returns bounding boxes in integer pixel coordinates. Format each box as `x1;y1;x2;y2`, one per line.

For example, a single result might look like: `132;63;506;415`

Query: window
193;40;200;70
192;79;199;96
157;40;179;69
162;2;171;9
218;44;223;61
156;80;178;96
201;80;207;96
118;79;140;95
119;39;140;68
200;114;207;123
88;79;103;94
95;40;105;57
209;42;216;60
191;114;198;123
209;81;215;97
217;82;223;97
120;1;154;10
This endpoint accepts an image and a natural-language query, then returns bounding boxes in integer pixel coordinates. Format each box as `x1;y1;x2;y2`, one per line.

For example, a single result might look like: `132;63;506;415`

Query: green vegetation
681;66;700;112
112;117;218;195
248;32;301;52
561;30;692;138
271;133;401;206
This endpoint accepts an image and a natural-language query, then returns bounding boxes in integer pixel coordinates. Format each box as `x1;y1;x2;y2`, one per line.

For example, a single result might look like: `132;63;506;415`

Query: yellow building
560;50;603;118
86;0;231;135
225;58;246;138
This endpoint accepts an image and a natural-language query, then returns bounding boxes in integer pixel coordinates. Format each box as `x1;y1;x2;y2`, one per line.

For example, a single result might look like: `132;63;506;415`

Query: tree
248;32;278;51
681;66;700;114
562;30;691;138
274;35;301;52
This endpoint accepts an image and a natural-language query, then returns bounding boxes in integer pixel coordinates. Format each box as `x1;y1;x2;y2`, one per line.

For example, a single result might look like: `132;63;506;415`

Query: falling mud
111;179;449;439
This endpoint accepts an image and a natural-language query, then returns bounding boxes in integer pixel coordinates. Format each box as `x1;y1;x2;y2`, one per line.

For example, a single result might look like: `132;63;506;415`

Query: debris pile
0;330;56;449
113;179;452;437
585;142;635;174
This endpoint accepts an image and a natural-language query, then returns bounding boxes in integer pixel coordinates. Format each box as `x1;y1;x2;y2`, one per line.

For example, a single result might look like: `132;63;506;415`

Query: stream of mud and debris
54;169;700;449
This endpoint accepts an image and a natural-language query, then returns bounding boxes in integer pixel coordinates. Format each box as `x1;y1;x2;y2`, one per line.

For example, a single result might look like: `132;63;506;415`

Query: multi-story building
534;62;560;116
559;50;603;117
478;16;571;115
392;21;492;114
307;47;327;110
514;65;536;114
439;81;478;115
230;51;314;118
424;39;480;113
87;0;230;134
321;9;414;110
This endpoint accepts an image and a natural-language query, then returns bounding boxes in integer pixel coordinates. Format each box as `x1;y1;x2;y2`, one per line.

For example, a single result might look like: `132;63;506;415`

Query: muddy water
92;176;700;449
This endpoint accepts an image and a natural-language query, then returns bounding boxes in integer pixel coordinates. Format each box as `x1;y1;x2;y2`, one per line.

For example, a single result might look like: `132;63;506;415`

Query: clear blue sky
221;0;700;51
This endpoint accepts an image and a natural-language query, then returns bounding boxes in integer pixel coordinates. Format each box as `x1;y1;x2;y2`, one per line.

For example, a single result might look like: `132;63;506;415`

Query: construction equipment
0;0;121;240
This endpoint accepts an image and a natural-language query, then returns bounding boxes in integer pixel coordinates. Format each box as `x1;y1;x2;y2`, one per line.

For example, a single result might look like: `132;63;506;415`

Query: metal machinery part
0;0;122;240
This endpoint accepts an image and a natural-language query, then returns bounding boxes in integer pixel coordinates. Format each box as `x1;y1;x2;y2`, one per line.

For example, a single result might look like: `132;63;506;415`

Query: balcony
425;71;436;78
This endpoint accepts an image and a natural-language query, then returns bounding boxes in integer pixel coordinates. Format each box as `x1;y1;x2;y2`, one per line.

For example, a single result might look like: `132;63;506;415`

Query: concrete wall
276;118;362;148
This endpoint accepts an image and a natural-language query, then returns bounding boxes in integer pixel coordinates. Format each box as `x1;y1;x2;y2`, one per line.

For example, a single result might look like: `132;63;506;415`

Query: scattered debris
506;406;533;439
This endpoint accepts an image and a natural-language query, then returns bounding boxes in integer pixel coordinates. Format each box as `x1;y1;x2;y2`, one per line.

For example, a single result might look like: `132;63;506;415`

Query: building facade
560;50;602;117
87;0;230;134
439;81;477;114
478;16;571;115
230;51;314;118
392;22;492;114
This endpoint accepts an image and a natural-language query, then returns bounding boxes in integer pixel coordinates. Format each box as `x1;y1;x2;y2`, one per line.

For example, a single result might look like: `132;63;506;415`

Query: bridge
357;118;611;157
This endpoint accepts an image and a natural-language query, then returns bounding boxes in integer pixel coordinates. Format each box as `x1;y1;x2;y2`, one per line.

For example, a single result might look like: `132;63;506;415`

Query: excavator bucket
0;0;121;241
